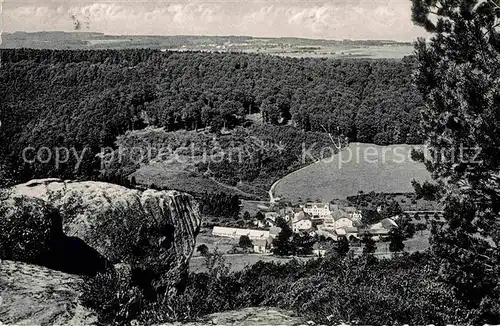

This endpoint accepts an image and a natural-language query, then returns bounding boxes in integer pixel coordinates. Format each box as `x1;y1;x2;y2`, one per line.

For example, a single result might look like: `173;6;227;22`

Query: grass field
253;45;414;59
239;200;271;217
190;231;312;272
190;252;311;273
193;232;237;257
273;143;432;203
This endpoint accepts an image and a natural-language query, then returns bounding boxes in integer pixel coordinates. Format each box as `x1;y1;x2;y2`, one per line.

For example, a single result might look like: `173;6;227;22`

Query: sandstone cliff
3;178;202;291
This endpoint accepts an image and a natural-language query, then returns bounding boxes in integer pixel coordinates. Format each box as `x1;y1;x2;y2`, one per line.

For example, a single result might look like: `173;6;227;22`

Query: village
198;199;443;258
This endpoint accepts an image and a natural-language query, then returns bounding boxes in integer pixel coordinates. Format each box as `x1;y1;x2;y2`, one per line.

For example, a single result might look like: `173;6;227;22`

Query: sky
2;0;428;41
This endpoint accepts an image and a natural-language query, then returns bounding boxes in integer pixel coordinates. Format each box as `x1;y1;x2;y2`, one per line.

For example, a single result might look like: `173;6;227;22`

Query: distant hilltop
0;32;414;59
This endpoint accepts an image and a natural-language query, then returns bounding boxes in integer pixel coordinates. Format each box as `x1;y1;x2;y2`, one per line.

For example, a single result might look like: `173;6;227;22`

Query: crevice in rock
43;235;110;276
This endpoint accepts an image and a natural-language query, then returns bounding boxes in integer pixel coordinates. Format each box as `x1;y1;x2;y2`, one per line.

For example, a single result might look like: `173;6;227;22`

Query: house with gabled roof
343;206;363;221
212;226;270;240
293;218;313;233
302;202;331;219
253;239;269;253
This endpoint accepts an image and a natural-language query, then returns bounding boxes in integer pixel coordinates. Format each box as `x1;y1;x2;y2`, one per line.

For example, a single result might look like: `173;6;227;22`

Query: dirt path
268;159;323;203
208;176;259;199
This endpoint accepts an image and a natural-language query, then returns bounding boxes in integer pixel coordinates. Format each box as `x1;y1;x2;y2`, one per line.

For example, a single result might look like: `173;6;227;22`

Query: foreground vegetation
83;250;475;325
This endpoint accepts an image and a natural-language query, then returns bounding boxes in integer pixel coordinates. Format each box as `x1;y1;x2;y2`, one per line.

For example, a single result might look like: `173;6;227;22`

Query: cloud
3;0;428;40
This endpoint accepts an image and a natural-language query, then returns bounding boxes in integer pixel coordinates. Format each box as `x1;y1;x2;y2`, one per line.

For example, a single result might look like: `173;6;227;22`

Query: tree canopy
412;0;500;321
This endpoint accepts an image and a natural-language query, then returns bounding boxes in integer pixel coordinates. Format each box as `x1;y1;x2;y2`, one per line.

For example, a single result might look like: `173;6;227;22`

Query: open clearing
254;45;414;59
239;200;271;217
190;232;307;272
190;252;311;273
273;143;432;203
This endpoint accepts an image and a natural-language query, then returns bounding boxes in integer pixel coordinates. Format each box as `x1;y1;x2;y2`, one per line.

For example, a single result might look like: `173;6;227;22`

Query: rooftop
253;239;268;246
304;202;329;208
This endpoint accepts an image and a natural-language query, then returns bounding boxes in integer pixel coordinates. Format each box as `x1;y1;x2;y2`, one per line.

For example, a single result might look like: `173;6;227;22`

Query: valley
2;23;495;324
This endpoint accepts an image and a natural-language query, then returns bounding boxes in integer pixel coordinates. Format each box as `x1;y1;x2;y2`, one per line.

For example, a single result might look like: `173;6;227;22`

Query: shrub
83;250;473;325
238;235;253;249
196;244;209;256
0;197;62;264
81;267;145;324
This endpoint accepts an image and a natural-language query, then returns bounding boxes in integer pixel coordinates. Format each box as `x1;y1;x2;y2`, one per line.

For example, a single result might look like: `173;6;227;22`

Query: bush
154;249;237;322
197;244;209;256
81;267;145;324
83;251;473;325
0;197;62;264
238;235;253;249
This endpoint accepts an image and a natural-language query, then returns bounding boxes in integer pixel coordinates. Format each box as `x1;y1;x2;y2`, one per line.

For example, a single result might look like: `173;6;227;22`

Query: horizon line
2;31;418;43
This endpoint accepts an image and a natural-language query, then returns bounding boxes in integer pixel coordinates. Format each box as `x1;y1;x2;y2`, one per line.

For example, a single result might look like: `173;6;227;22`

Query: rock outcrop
0;259;97;325
4;178;202;290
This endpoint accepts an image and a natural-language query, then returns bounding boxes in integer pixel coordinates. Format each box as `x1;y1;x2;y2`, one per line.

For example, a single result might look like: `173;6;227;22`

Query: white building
321;217;336;230
356;218;399;239
313;243;327;257
335;217;354;229
264;212;280;222
293;218;312;233
343;206;363;221
212;227;270;240
253;239;269;253
303;202;331;218
322;215;354;232
368;218;398;234
294;211;305;221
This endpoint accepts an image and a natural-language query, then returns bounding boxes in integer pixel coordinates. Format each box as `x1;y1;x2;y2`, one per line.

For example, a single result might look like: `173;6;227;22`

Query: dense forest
1;49;423;183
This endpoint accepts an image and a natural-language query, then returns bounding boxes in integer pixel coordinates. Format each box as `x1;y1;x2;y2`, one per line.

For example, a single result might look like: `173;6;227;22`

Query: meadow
273;143;432;203
253;45;414;59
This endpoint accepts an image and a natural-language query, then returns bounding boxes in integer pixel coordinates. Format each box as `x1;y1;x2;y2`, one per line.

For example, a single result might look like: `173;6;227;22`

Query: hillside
273;143;432;202
104;125;333;199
